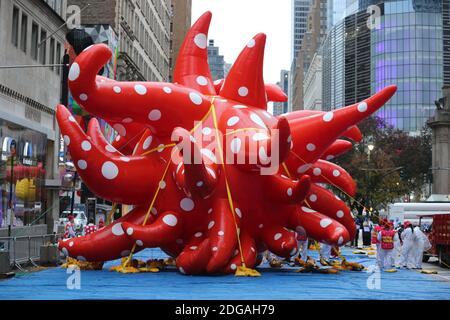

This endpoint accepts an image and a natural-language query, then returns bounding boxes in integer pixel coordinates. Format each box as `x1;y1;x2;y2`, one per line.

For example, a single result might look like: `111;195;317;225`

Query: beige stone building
0;0;68;232
68;0;172;81
290;0;327;111
170;0;192;80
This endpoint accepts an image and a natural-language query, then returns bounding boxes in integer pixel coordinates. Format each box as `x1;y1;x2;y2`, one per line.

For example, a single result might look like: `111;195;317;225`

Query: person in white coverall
295;227;309;261
412;225;432;269
320;243;332;261
399;221;415;268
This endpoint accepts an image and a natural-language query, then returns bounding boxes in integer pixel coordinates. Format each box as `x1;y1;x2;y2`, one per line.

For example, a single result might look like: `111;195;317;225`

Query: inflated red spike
57;105;163;205
173;12;216;95
290;206;351;246
264;175;311;205
68;44;212;137
58;206;149;262
206;199;240;273
342;126;363;142
265;84;288;102
221;232;257;274
306;184;356;240
306;160;357;197
122;211;184;248
260;226;297;258
288;86;397;166
87;118;124;156
176;238;211;275
219;34;267;109
321;139;353;161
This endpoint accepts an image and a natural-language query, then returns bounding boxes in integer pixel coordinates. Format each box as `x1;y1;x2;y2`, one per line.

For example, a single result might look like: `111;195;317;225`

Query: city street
1;248;450;300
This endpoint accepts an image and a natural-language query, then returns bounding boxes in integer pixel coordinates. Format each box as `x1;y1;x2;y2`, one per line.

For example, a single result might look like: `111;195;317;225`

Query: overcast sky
191;0;292;85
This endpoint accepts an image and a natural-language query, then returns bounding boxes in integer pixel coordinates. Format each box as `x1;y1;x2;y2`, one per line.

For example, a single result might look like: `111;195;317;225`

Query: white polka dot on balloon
112;223;124;236
143;136;153;150
79;93;88;101
287;188;293;196
77;160;87;170
247;39;256;48
238;87;249;97
274;233;282;240
68;63;80;81
101;161;119;180
309;194;318;202
306;143;316;152
180;198;195;212
148;109;161;121
163;214;178;227
357;102;368;112
202;127;212;135
323;112;334;122
336;210;344;218
227;116;240;127
320;218;333;228
63;135;70;146
333;170;341;177
189;92;203;105
134;84;147;95
113;86;122;94
81;141;91;151
194;33;207;49
235;208;242;218
230;264;237;270
313;168;322;176
163;86;172;94
208;221;215;229
196;76;208;86
250;113;266;128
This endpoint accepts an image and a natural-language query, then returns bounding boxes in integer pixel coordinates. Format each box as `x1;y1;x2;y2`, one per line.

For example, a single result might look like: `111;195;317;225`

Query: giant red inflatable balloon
57;12;397;274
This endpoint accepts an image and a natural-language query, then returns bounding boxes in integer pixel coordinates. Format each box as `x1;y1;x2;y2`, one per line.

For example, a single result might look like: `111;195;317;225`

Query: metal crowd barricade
0;233;63;271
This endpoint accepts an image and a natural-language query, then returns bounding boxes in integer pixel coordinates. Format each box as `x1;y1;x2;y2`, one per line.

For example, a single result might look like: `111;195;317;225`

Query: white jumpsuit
412;227;431;269
399;227;415;268
295;229;308;260
320;243;332;260
377;231;399;269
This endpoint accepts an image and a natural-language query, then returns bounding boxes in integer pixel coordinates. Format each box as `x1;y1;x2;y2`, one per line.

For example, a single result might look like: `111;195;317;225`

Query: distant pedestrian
63;214;76;239
295;227;309;261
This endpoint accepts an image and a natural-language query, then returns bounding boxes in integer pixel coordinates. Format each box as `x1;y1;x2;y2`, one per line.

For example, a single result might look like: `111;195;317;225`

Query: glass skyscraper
323;0;449;133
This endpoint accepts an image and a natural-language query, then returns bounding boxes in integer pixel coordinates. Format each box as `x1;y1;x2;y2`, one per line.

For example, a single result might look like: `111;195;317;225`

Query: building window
31;22;39;60
20;13;28;53
39;30;47;65
56;42;61;75
49;37;55;70
11;6;19;47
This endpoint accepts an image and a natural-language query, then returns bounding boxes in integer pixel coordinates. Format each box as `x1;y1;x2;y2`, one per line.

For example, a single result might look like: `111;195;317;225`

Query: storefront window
0;120;47;227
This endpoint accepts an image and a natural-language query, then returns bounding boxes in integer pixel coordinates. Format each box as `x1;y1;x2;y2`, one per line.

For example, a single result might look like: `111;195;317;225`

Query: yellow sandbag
421;269;438;274
235;266;261;277
384;269;398;273
62;257;104;270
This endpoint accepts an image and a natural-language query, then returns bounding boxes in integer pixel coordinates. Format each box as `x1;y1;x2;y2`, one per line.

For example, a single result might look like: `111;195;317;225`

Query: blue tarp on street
1;248;449;300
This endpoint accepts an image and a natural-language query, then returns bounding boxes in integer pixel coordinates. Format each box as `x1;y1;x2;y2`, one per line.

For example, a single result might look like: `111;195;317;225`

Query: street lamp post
8;140;16;238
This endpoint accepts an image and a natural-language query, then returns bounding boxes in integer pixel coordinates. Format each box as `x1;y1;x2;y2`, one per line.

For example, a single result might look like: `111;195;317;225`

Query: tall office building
170;0;192;80
273;70;290;116
67;0;172;82
291;0;327;110
292;0;313;62
207;39;225;81
323;0;447;133
0;0;68;231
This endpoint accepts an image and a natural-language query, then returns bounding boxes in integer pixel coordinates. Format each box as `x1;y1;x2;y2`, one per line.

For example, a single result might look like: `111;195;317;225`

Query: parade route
1;248;449;300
